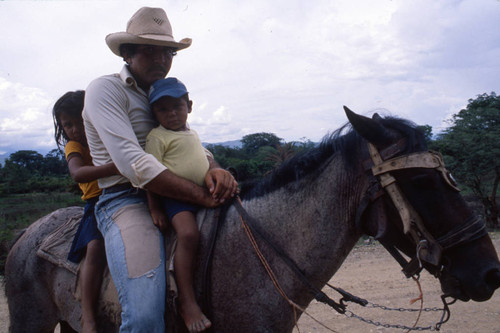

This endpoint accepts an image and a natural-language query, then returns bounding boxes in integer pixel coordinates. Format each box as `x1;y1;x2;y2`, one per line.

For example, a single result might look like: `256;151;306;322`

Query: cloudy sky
0;0;499;156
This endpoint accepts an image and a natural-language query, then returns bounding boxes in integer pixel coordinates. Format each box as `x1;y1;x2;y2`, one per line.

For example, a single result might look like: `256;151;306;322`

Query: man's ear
188;100;193;113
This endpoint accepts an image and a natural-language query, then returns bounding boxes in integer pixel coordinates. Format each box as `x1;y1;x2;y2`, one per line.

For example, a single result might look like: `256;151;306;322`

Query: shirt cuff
130;154;167;188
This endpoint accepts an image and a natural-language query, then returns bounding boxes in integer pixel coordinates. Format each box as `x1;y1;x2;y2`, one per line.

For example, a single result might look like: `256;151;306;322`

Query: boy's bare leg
81;239;106;333
172;211;212;332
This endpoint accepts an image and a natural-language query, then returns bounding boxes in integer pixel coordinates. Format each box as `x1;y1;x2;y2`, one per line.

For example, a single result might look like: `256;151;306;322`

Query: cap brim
106;32;192;56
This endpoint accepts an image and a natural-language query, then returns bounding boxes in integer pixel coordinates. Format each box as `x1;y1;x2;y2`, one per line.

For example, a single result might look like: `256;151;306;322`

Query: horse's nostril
484;268;500;290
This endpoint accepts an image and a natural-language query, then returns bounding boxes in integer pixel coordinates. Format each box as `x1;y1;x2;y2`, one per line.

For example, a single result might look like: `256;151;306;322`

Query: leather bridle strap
367;143;444;268
365;142;487;278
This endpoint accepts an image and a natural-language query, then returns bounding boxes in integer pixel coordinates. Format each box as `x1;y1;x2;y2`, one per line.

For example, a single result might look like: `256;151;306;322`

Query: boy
145;78;221;332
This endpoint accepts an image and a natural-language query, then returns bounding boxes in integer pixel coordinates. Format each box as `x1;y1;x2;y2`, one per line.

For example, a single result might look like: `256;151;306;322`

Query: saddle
36;212;120;321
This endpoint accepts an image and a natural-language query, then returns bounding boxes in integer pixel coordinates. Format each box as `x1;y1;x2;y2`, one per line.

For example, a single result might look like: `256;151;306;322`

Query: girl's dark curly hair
52;90;85;152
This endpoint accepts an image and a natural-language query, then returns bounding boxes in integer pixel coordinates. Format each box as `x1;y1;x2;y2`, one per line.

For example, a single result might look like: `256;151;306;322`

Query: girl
53;90;118;333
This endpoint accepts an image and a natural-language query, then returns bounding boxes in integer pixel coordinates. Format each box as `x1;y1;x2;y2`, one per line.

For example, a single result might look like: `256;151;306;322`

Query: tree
241;133;283;155
8;150;44;173
43;149;68;175
434;92;500;228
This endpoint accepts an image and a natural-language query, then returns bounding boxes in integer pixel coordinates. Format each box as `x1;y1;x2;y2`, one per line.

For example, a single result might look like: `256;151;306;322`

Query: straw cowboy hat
106;7;192;56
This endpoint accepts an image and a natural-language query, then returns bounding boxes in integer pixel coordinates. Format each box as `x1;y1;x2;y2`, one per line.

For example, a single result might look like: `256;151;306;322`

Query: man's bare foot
180;302;212;333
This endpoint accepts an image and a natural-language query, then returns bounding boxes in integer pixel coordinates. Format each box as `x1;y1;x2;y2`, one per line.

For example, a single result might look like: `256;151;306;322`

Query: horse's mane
240;114;426;200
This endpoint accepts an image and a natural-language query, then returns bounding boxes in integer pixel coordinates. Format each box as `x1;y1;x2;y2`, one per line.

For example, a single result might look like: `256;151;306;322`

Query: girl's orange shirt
64;140;102;201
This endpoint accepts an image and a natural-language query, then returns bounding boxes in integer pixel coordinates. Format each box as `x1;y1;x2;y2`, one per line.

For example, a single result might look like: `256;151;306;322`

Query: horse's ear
343;106;392;146
372;113;383;122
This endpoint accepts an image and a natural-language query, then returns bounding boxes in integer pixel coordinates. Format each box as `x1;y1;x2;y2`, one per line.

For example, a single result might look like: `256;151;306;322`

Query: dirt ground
1;236;499;333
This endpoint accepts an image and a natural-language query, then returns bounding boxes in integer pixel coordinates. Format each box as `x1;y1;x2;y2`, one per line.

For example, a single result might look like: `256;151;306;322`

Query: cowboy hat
106;7;192;56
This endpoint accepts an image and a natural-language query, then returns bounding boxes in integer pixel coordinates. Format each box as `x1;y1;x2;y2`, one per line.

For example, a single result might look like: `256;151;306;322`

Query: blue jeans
95;188;166;332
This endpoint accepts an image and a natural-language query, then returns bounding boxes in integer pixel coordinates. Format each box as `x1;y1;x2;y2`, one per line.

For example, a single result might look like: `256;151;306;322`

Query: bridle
356;138;487;278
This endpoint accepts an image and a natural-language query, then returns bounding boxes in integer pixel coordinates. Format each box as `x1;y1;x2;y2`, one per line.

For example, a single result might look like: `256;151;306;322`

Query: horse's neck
224;157;362;288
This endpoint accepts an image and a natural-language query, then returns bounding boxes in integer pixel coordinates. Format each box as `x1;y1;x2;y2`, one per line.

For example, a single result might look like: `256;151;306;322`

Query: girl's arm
67;152;118;183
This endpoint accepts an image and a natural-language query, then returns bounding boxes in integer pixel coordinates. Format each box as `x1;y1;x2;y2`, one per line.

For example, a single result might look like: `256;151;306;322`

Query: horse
5;108;500;332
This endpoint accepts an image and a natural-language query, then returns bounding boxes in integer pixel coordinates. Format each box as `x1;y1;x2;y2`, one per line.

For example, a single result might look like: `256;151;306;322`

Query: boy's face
152;96;192;131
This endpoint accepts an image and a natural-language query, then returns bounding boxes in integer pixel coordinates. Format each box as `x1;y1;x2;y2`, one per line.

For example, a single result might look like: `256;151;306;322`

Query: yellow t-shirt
145;126;210;186
64;140;102;201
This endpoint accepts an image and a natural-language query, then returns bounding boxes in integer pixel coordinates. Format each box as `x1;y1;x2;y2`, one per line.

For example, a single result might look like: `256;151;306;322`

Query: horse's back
5;206;83;333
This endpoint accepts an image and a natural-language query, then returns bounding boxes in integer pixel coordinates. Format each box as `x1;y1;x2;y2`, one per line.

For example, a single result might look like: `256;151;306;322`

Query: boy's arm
67;153;119;183
146;190;169;233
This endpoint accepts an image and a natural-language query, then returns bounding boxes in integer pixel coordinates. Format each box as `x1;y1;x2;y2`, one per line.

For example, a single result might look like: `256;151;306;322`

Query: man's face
125;45;175;90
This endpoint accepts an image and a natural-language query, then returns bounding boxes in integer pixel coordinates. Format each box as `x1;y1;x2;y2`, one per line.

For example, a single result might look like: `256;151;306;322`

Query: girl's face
152;96;192;131
59;112;86;144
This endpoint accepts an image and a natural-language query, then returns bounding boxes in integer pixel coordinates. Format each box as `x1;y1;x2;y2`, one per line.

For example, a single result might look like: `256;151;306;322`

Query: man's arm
145;168;219;208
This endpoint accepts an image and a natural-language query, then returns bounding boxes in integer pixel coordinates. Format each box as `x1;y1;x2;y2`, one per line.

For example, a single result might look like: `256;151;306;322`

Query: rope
237;197;339;333
404;276;424;333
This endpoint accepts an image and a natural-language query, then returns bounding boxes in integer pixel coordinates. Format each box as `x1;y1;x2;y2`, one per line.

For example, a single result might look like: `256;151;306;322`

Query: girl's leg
171;211;211;332
80;239;106;333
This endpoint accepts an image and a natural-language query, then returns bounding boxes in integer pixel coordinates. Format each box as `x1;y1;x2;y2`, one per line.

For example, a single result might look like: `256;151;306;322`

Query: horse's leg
6;252;61;333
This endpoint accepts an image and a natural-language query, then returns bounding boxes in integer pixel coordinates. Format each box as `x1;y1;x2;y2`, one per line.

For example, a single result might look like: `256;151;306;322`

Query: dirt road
1;236;499;332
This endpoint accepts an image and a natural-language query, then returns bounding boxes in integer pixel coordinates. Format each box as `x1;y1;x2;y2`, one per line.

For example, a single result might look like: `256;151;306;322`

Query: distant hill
0;141;243;167
202;140;242;149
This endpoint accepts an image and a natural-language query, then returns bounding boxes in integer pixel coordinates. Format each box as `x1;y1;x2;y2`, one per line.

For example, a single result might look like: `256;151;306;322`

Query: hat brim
106;32;192;56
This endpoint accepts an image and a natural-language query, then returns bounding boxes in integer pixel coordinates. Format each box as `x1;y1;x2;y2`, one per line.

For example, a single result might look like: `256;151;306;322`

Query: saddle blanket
36;211;82;274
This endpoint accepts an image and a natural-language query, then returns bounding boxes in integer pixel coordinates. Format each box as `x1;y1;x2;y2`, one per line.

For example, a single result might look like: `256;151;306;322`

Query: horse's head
345;106;500;302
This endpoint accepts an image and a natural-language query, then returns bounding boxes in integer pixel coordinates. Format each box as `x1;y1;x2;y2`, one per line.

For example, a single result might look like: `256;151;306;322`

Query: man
83;7;237;332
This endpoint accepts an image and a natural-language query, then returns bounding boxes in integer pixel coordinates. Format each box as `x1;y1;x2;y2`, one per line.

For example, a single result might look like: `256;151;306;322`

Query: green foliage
0;192;83;274
207;135;317;182
241;132;283;155
432;92;500;228
0;149;70;195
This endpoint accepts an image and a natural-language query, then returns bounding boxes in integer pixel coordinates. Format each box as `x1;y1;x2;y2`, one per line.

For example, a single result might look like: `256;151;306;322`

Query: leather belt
102;182;134;194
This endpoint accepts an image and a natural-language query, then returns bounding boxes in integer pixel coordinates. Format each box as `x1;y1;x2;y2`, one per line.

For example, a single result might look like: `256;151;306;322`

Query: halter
357;139;487;278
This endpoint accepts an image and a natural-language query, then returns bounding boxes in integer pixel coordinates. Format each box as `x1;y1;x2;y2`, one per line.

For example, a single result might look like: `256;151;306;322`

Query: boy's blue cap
149;77;188;104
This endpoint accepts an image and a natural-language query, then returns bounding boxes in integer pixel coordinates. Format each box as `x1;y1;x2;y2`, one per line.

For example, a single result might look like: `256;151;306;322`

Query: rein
233;197;367;314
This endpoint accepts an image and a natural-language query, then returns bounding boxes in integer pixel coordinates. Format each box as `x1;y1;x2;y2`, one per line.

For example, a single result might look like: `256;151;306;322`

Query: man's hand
205;168;239;203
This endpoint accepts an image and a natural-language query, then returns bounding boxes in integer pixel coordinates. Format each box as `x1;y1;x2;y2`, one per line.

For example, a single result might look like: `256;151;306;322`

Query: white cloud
0;77;54;152
0;0;499;155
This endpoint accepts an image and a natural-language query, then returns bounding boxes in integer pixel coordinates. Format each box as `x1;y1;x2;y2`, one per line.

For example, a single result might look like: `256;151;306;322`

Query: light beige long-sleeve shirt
83;65;166;188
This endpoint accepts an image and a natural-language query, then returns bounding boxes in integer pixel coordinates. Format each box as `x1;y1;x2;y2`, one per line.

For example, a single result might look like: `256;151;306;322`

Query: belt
102;182;134;194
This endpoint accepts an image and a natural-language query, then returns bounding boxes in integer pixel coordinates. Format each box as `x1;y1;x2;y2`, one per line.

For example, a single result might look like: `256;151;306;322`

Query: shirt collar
120;65;148;96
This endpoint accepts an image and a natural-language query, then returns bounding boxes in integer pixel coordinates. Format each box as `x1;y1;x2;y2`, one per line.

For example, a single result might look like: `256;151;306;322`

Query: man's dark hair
119;43;139;59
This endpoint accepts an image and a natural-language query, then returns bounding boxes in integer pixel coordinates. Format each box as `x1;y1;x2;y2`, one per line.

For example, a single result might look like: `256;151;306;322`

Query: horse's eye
410;174;437;189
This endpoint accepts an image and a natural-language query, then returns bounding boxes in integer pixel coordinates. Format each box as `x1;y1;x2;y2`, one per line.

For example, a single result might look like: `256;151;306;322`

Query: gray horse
6;109;500;332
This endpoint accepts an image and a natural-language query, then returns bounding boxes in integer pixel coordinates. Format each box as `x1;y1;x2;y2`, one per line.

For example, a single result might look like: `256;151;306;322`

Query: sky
0;0;499;156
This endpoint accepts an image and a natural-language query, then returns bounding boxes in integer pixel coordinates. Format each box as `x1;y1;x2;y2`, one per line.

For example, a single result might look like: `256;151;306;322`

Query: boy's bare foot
180;302;212;333
81;320;98;333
